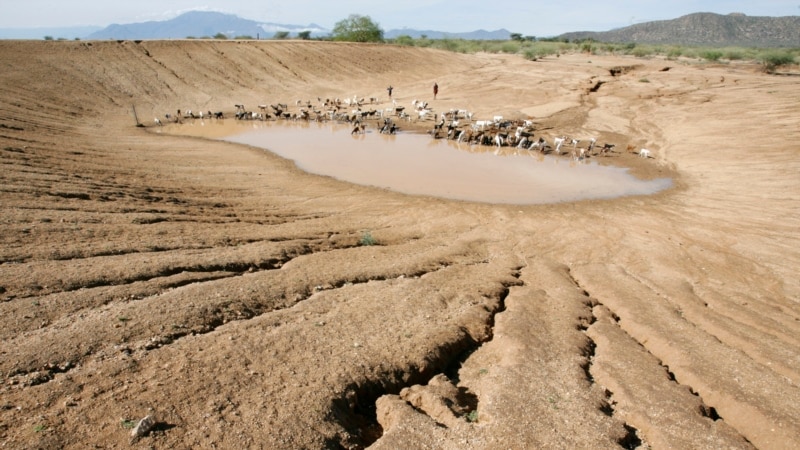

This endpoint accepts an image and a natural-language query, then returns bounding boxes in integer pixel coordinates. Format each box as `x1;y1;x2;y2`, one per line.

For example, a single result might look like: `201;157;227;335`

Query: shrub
760;51;796;72
700;50;723;61
359;231;376;246
393;35;414;46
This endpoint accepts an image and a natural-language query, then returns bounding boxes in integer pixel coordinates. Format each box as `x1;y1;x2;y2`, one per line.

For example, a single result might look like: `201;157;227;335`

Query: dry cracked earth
0;40;798;449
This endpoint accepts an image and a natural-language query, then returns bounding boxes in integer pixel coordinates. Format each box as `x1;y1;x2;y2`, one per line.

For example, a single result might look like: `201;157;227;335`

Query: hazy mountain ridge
384;28;511;40
87;11;328;40
86;11;509;41
0;26;102;40
559;12;800;47
2;11;798;46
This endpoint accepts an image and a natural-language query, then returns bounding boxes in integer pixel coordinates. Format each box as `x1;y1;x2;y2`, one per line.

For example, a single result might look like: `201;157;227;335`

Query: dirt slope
0;40;798;449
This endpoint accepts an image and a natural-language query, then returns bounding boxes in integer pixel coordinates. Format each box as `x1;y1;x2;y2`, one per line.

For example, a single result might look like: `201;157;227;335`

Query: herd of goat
154;95;653;159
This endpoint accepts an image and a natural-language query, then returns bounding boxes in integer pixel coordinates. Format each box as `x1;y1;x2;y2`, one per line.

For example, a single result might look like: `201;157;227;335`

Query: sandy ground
0;40;798;449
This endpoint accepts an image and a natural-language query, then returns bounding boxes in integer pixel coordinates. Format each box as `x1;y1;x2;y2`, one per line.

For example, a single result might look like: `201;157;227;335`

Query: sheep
639;148;651;158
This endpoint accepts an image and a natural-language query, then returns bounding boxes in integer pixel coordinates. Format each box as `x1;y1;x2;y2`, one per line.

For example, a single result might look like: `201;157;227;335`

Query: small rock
130;414;156;442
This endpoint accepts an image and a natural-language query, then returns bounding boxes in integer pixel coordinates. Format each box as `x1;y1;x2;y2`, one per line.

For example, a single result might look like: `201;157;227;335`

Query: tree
273;31;290;40
331;14;383;42
510;33;523;41
297;30;311;40
213;32;228;40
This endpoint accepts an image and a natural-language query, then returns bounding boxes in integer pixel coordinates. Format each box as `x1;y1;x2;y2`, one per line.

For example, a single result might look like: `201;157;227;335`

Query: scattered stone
129;414;155;443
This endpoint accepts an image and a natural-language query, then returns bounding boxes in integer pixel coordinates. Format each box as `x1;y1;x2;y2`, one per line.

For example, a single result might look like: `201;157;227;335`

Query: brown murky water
162;120;671;204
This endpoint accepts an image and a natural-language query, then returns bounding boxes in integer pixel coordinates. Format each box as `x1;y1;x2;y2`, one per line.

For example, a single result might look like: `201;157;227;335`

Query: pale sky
2;1;799;36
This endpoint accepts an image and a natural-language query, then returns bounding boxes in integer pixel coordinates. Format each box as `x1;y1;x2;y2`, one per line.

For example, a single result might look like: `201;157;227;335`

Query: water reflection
175;120;672;204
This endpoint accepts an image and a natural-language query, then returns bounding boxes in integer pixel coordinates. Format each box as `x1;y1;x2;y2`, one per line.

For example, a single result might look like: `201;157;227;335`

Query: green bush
393;35;414;46
760;51;796;72
359;231;376;246
700;50;723;61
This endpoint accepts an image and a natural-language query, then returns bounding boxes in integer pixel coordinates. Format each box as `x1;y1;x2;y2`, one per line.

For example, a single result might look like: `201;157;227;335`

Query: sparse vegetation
760;50;796;73
359;231;376;246
700;50;724;61
121;419;137;429
466;410;479;422
381;34;798;73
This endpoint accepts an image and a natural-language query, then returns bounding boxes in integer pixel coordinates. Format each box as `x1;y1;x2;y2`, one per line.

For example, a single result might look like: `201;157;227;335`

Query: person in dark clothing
433;82;438;99
387;85;393;98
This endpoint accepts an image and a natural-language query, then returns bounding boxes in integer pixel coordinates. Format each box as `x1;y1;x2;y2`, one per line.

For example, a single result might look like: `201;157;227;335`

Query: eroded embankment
1;41;798;449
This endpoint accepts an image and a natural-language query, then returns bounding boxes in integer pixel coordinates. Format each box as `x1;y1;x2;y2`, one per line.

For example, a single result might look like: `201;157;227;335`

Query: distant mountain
86;11;328;40
5;10;797;46
86;11;509;41
559;12;800;47
0;26;101;40
384;28;511;40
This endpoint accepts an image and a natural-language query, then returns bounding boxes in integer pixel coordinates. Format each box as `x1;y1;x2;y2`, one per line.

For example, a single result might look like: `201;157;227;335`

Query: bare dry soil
0;40;798;449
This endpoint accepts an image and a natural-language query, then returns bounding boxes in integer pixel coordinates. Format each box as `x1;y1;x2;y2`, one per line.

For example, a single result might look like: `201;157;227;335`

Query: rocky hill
559;12;800;47
87;11;328;40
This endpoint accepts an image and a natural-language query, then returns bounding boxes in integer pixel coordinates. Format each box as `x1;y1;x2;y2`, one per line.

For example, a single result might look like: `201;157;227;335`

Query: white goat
587;138;597;153
529;137;547;151
639;148;651;158
473;120;493;130
553;136;566;154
